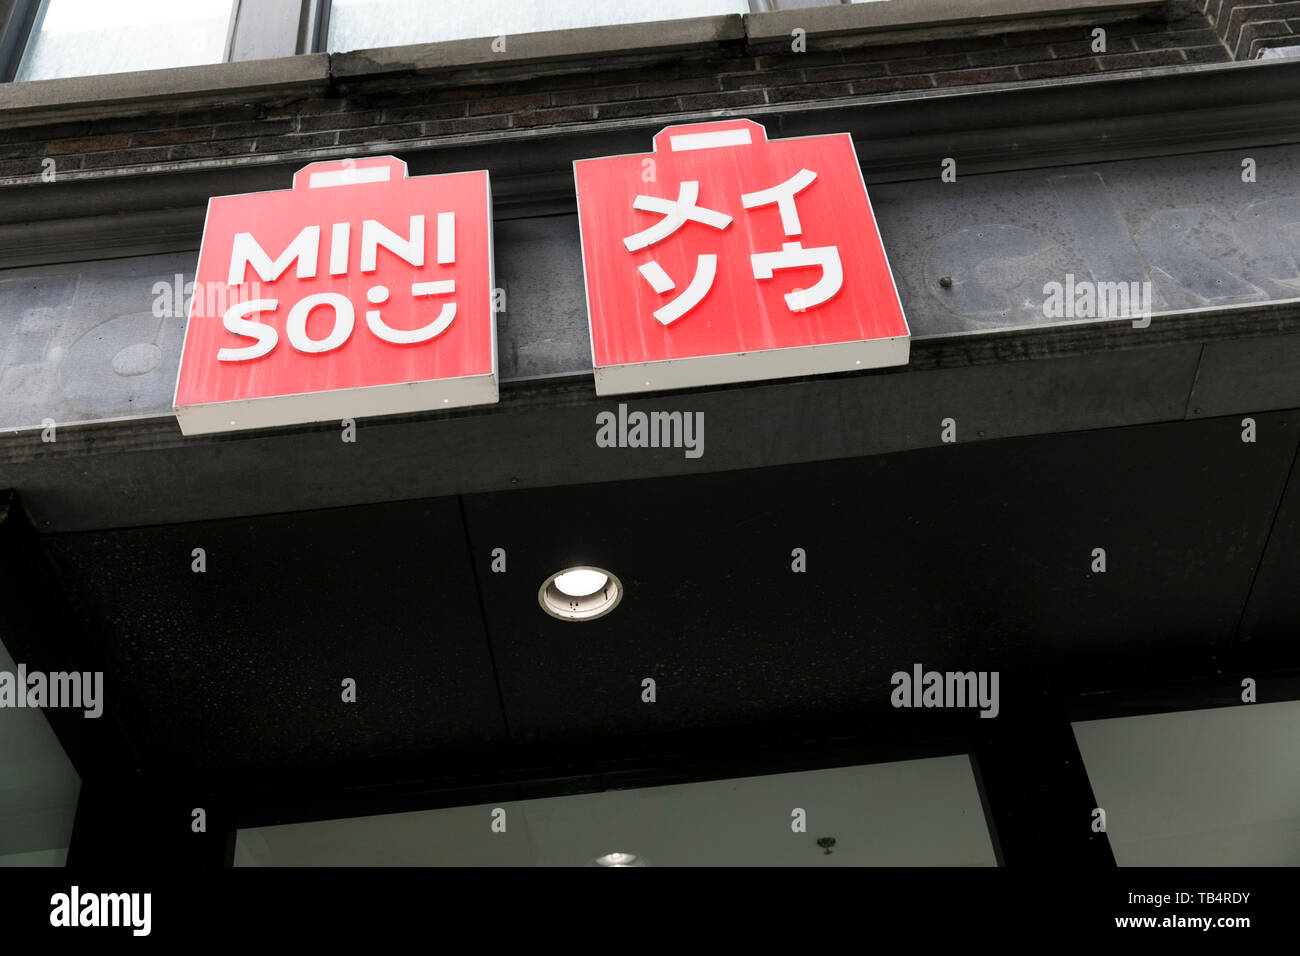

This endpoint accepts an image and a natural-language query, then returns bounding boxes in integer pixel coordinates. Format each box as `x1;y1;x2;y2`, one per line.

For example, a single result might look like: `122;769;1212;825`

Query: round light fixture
591;852;647;867
553;568;608;597
539;565;622;621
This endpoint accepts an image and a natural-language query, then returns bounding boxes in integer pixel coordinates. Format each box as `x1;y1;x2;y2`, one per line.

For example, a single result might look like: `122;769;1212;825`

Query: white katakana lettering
623;181;732;252
740;169;817;237
751;241;843;311
638;255;718;325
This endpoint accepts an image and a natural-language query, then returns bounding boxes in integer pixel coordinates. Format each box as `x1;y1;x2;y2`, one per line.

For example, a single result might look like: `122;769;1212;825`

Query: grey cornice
0;53;331;124
2;58;1299;269
4;297;1298;461
744;0;1162;50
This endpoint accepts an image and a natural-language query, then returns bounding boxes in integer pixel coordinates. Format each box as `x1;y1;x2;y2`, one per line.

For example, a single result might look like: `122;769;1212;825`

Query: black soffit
28;409;1300;785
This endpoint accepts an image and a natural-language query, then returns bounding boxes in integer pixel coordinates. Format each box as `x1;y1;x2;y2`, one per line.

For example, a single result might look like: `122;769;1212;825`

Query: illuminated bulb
554;569;608;597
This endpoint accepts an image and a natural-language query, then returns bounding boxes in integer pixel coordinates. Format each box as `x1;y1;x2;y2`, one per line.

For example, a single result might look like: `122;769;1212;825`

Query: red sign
173;156;496;435
574;119;909;395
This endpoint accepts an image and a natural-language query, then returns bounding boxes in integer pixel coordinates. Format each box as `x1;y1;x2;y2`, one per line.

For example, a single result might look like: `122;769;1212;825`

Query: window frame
310;0;818;53
1;0;250;84
0;0;40;82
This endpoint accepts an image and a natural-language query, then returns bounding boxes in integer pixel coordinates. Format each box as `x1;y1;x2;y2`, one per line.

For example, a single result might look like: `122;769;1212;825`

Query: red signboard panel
574;119;909;394
173;156;496;435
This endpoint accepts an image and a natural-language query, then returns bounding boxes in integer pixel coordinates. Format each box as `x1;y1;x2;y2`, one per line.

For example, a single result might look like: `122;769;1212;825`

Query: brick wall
0;4;1232;180
1206;0;1300;58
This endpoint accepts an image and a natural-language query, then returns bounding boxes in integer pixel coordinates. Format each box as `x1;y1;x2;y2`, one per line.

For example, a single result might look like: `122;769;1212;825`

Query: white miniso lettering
219;300;279;361
230;212;436;282
329;222;350;275
50;887;151;937
217;214;456;361
361;215;424;272
226;214;435;284
228;225;319;284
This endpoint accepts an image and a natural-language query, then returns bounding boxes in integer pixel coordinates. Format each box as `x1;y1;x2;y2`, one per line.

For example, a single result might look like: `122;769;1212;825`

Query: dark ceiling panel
38;498;507;779
464;412;1299;746
19;410;1298;785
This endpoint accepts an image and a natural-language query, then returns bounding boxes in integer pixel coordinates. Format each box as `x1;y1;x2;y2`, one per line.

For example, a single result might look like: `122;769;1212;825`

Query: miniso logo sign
173;155;498;435
574;118;909;396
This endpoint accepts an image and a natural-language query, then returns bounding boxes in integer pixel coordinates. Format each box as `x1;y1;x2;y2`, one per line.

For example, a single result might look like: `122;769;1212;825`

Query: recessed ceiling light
554;568;608;597
592;852;647;867
539;565;622;621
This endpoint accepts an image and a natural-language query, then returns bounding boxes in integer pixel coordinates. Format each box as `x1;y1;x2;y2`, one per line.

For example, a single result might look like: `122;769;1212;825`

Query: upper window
0;0;896;84
324;0;751;52
13;0;236;82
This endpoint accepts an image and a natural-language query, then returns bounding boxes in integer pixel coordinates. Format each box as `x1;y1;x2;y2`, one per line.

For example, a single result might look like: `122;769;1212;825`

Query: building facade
1;0;1298;870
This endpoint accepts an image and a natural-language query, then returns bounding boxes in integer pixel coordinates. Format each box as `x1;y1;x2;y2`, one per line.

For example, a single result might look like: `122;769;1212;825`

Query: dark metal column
972;685;1116;868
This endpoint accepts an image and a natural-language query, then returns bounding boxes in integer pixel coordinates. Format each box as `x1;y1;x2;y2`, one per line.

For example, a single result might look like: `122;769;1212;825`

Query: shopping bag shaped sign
173;156;496;435
574;119;909;395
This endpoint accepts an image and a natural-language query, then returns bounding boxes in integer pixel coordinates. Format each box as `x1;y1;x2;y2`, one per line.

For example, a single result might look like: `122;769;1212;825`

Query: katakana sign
574;119;909;395
173;156;496;435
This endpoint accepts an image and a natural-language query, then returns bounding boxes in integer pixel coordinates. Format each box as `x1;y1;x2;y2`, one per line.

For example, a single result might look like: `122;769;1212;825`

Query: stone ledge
0;54;331;129
329;14;746;79
746;0;1163;44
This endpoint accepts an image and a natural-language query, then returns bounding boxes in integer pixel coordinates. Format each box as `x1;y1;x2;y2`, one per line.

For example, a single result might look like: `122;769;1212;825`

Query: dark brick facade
1206;0;1300;58
0;3;1238;180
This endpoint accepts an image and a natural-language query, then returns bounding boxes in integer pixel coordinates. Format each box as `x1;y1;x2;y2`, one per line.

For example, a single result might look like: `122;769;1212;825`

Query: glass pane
326;0;750;52
1073;701;1300;865
236;754;997;865
15;0;235;82
0;639;81;867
